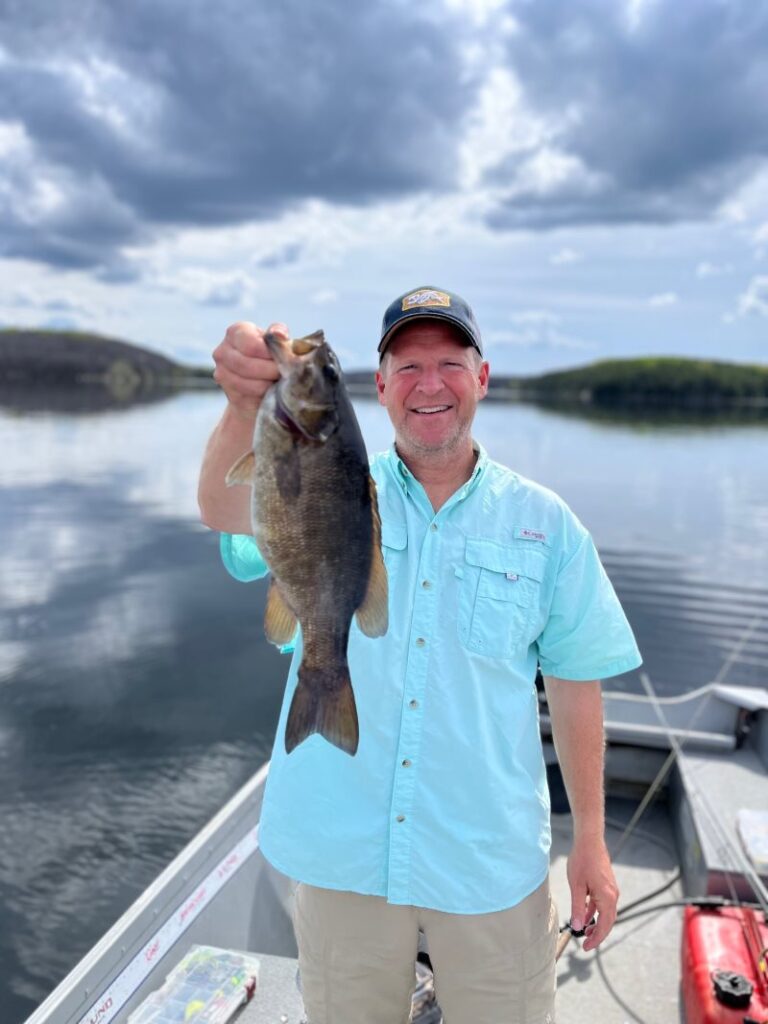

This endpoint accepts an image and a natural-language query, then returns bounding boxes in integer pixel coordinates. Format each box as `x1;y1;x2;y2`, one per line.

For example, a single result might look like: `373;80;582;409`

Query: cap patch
402;289;451;311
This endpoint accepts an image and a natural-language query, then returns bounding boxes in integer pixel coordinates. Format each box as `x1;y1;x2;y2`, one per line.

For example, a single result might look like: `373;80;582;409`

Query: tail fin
285;666;359;756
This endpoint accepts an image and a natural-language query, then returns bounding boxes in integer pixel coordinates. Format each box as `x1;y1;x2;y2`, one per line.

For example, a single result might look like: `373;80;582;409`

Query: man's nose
416;366;443;395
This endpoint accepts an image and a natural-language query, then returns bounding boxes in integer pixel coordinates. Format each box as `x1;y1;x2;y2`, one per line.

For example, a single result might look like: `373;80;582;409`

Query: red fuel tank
681;905;768;1024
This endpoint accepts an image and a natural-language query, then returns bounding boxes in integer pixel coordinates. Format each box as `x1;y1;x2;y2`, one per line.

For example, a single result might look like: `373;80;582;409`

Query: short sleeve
536;531;642;681
219;533;269;582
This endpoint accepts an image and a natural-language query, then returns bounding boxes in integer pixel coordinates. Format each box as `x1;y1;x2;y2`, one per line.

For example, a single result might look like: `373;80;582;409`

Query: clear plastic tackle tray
127;945;261;1024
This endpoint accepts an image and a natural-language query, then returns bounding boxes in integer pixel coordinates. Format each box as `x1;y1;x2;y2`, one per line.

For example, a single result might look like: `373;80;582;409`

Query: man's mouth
412;404;451;415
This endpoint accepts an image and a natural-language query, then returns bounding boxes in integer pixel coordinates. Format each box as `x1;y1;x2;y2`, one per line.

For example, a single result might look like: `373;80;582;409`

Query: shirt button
415;637;426;647
409;699;419;709
421;579;431;589
430;523;438;532
402;759;412;767
396;814;406;822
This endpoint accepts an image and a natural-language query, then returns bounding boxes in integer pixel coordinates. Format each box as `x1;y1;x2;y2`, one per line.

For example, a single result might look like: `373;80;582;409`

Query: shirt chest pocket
457;538;546;659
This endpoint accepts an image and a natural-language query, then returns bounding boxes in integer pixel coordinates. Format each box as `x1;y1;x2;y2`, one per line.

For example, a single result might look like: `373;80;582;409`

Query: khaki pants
291;877;558;1024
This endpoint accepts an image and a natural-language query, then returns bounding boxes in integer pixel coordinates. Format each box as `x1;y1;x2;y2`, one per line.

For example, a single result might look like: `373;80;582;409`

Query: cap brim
378;309;481;358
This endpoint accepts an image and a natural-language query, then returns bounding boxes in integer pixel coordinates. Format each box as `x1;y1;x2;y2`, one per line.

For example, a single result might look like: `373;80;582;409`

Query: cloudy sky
1;0;767;374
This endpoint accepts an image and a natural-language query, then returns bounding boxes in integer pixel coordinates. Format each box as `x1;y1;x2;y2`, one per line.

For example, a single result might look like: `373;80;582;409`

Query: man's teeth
415;405;450;414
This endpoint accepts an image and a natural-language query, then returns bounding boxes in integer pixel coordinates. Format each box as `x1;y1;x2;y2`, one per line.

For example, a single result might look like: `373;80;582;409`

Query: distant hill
2;331;766;410
526;357;768;407
0;328;213;401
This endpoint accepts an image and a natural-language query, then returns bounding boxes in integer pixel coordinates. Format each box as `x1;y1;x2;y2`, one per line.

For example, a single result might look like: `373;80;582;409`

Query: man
197;286;642;1024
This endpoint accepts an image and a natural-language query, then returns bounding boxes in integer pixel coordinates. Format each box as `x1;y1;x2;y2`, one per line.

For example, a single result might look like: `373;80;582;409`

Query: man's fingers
213;363;275;398
570;887;588;931
210;317;293;411
267;321;290;339
215;344;280;381
581;889;618;950
582;906;616;951
222;321;289;358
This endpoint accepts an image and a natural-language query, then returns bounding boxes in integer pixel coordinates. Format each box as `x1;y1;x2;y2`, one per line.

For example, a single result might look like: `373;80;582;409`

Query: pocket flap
381;523;408;550
465;537;546;582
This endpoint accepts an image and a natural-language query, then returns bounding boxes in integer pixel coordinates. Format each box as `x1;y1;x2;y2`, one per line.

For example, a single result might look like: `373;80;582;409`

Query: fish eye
322;362;339;382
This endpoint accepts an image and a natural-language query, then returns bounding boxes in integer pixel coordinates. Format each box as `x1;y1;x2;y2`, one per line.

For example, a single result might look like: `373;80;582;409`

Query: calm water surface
1;392;767;1021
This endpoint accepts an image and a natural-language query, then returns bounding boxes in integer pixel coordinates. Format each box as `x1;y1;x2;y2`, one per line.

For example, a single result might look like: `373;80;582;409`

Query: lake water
1;390;767;1022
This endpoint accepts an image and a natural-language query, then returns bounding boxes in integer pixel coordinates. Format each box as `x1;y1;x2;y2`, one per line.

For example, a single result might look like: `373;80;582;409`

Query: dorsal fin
355;475;389;638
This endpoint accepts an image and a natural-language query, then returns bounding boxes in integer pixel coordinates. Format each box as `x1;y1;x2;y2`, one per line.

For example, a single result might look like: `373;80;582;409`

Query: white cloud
696;261;732;278
458;66;554;190
625;0;660;32
550;247;583;266
510;310;560;327
311;288;338;305
0;120;28;157
487;310;595;351
152;268;256;307
737;276;768;317
444;0;508;28
511;147;603;198
648;291;678;307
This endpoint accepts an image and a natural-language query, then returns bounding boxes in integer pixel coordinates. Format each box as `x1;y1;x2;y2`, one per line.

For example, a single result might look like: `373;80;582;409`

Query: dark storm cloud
3;0;768;273
0;0;473;271
488;0;768;228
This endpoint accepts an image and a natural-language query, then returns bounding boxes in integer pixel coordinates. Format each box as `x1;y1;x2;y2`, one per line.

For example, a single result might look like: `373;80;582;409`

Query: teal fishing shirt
219;442;642;914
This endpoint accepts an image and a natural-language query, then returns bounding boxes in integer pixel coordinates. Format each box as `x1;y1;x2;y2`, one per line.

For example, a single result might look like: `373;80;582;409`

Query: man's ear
477;360;490;399
375;369;386;406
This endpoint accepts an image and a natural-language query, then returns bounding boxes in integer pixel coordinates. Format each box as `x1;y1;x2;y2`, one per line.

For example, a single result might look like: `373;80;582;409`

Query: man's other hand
567;832;619;951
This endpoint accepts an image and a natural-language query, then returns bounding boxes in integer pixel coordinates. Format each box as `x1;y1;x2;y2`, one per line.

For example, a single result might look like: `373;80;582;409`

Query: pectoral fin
264;579;298;645
225;450;255;486
355;475;389;638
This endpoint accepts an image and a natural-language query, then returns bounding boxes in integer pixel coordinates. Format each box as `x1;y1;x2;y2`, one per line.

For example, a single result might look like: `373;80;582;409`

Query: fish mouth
265;329;325;369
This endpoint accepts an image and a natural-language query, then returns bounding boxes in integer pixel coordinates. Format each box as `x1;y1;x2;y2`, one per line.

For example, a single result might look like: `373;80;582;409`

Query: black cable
615;896;763;926
561;880;762;934
615;869;682;916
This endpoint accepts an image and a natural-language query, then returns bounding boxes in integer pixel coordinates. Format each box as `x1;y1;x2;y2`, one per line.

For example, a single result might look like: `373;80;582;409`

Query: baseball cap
378;286;483;360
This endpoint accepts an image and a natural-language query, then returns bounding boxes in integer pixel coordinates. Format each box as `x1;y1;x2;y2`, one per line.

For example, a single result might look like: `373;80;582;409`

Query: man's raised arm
197;321;285;533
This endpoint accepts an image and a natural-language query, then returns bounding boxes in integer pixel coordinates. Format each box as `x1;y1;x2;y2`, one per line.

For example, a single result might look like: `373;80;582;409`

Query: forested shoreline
2;329;767;409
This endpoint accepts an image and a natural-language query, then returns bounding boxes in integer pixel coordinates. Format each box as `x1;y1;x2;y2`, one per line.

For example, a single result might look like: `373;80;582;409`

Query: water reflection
1;388;767;1022
501;398;768;429
0;460;285;1020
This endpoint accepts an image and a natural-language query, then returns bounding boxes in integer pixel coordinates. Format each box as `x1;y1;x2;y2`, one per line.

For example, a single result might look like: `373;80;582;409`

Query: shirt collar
385;439;488;498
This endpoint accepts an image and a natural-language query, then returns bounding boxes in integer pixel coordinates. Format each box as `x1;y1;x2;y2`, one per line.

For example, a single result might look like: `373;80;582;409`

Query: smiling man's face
375;320;489;458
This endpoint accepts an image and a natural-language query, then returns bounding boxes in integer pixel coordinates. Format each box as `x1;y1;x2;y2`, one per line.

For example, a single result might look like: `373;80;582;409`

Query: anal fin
264;579;298;645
